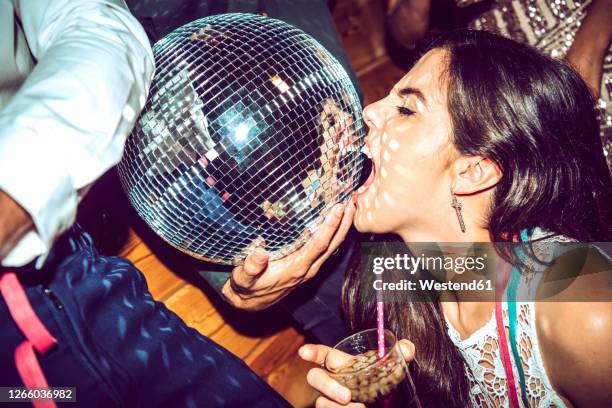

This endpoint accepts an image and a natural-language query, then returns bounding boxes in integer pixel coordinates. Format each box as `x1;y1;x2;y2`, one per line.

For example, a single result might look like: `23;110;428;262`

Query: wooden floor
80;1;408;406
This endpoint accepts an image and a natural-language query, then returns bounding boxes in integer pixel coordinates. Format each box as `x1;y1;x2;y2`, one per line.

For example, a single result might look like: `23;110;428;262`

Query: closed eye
397;106;415;116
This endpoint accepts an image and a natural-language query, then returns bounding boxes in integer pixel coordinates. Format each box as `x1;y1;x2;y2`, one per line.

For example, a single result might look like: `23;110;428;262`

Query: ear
452;156;502;195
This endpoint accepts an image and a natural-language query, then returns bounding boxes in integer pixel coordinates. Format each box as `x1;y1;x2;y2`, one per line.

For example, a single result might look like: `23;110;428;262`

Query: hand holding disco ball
225;199;356;310
118;14;365;271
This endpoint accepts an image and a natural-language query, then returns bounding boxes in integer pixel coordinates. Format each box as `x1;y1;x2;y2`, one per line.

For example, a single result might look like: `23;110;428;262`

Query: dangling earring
451;189;467;233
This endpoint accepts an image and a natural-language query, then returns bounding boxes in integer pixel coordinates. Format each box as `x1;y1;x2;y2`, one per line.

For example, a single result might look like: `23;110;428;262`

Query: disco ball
118;13;365;265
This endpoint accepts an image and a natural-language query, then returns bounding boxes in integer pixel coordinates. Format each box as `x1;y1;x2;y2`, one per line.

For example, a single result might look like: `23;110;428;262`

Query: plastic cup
325;328;421;407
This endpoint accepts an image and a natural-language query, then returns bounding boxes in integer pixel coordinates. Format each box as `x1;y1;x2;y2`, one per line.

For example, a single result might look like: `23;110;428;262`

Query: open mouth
356;146;375;195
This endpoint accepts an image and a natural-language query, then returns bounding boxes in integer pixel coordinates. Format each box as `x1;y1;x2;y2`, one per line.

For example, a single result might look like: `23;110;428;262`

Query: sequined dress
457;0;612;171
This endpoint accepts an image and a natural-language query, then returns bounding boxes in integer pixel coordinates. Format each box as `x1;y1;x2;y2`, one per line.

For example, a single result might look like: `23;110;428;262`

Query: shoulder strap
508;267;530;407
495;259;521;408
507;229;532;406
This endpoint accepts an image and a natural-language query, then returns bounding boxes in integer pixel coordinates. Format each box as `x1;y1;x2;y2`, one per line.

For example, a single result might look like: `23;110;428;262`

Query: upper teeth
361;145;373;159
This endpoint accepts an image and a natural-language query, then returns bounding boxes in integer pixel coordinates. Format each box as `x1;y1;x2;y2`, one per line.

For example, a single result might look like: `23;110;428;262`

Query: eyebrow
398;87;427;106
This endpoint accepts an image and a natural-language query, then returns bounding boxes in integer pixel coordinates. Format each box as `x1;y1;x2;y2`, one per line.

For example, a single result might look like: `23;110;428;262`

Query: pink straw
376;289;385;358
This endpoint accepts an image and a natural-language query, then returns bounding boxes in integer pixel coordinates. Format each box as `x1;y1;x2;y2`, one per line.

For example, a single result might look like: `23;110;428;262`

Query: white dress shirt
0;0;154;267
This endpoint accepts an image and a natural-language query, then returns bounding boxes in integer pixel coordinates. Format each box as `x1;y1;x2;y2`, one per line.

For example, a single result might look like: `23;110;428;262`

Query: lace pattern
446;303;566;407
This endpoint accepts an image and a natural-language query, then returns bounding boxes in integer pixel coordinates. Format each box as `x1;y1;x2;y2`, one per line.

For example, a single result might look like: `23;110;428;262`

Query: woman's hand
222;199;356;311
299;340;416;408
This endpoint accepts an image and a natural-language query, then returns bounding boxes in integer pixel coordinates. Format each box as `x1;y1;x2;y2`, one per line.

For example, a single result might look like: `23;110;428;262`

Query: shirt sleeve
0;0;154;267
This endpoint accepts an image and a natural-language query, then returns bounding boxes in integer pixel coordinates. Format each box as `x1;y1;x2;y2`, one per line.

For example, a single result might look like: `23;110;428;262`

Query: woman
294;30;612;407
221;29;610;406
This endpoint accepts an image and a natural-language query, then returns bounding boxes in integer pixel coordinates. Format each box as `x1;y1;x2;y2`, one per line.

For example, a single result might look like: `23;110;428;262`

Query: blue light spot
182;346;194;362
102;279;112;294
117;315;126;340
135;349;149;366
122;296;134;309
161;343;170;368
227;375;239;387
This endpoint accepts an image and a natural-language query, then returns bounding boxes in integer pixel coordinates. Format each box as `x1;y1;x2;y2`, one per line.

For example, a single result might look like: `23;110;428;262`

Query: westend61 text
373;279;494;292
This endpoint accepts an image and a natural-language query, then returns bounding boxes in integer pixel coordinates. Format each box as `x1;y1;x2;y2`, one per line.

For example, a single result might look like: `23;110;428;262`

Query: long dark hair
343;30;612;407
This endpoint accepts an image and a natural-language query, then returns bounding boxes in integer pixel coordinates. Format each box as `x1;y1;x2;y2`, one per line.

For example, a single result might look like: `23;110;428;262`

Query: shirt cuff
0;125;77;267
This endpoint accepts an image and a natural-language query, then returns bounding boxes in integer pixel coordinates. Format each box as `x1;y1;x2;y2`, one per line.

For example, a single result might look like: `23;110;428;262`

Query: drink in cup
325;328;421;408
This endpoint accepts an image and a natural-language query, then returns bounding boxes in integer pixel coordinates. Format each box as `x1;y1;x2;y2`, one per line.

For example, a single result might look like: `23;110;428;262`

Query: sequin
463;0;612;171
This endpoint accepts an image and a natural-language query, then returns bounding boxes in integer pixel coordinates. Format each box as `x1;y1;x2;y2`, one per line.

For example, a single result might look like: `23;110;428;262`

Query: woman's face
354;49;458;237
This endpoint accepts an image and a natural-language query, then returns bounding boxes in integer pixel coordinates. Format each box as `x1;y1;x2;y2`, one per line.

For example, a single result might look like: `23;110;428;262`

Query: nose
363;101;381;130
362;99;385;145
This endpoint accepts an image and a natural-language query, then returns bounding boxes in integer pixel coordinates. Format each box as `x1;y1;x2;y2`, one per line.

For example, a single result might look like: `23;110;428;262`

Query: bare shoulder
535;246;612;407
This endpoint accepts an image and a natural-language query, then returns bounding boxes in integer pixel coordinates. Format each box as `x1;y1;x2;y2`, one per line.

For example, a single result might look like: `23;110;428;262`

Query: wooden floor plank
162;284;226;336
245;326;304;376
131;247;186;301
162;283;269;360
207;325;265;360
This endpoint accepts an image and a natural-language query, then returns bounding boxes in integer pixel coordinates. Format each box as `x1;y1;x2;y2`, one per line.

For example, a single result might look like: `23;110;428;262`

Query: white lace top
444;230;583;407
446;302;566;407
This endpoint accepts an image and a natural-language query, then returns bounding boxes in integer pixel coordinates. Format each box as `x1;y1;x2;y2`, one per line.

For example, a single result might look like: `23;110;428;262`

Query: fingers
222;201;352;310
307;368;352;405
398;339;416;362
222;279;291;311
328;200;356;253
310;200;356;274
303;202;346;262
242;247;269;280
299;344;332;365
300;344;356;379
231;246;269;289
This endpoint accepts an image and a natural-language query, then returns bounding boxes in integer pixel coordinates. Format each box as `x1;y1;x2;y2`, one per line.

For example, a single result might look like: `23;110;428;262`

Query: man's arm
0;0;154;267
0;191;32;261
565;0;612;97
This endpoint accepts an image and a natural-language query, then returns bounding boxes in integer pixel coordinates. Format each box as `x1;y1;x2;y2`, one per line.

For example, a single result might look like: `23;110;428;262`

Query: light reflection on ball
118;13;365;265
